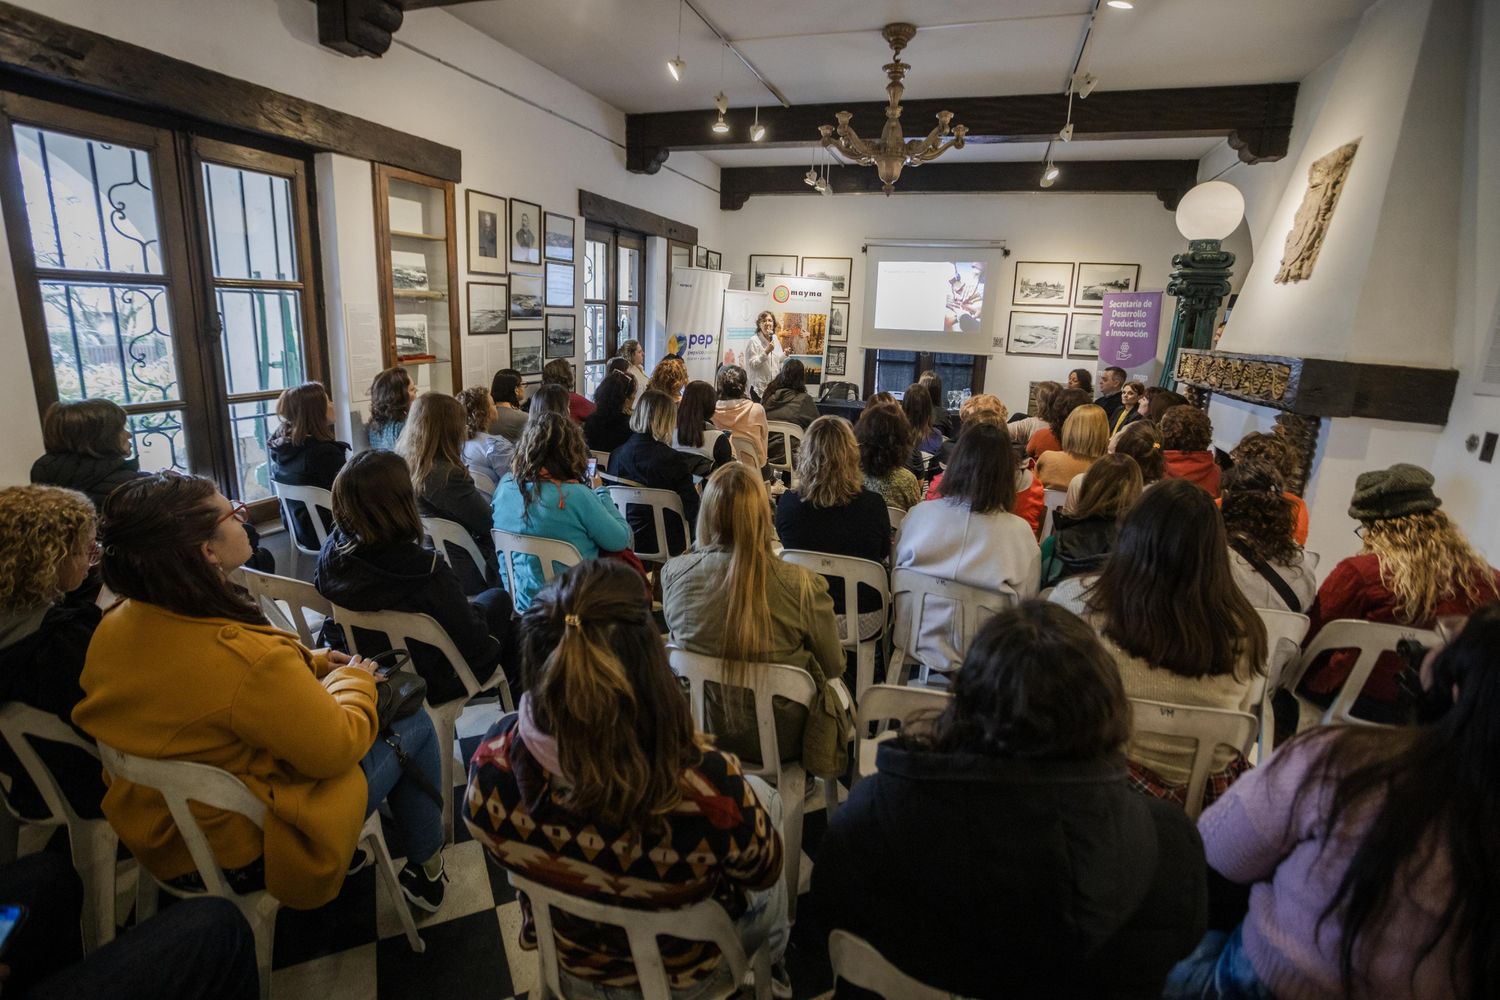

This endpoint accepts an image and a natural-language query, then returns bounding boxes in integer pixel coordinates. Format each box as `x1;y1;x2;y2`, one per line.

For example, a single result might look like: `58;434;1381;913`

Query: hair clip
564;613;582;629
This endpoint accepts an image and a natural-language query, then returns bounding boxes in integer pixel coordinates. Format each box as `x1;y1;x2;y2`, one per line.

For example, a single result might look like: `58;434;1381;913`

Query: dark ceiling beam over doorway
627;82;1298;174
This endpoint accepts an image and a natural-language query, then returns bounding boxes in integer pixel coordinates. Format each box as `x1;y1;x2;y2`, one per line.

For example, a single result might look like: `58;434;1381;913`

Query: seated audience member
1141;385;1190;424
1112;419;1165;485
919;370;953;440
1112;379;1146;433
315;451;508;706
1300;464;1500;719
1040;454;1142;589
30;399;148;508
1229;431;1309;544
672;380;734;469
455;386;515;488
1036;403;1109;490
607;388;708;557
1095;365;1127;425
542;358;595;423
901;381;943;458
894;424;1042;670
582;369;636;455
366;365;415;451
1167;605;1500;1000
1161;405;1221;496
866;390;897;408
1068;367;1094;395
762;359;820;465
647;355;689;402
856;402;921;511
1220;461;1317;613
0;486;104;819
0;851;258;999
492;412;632;612
527;382;571;423
775;415;892;578
466;561;789;996
487;368;530;443
72;473;448;912
663;463;849;777
711;364;770;468
815;602;1207;999
1008;380;1059;447
616;338;651;396
1050;480;1267;810
1027;387;1091;460
267;382;349;551
396;392;498;593
924;396;1046;533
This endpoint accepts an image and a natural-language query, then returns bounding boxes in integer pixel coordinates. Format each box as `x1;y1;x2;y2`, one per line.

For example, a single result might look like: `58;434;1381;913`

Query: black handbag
364;649;443;807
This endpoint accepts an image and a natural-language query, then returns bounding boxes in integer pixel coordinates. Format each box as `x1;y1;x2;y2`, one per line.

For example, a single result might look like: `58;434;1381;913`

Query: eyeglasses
216;502;251;527
1353;524;1368;540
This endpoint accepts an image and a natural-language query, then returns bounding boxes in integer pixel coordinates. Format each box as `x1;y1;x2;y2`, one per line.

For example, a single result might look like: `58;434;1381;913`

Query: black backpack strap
1232;542;1301;613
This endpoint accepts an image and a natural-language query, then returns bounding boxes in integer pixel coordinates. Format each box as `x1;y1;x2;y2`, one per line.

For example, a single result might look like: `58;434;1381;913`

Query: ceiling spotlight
712;92;730;134
667;57;685;81
1106;1;1135;8
1074;73;1099;98
804;169;819;187
1040;161;1060;188
1058;122;1074;142
750;106;766;142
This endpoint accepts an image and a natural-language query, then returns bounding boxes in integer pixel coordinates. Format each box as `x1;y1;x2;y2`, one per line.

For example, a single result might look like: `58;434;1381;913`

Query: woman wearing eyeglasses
71;473;450;913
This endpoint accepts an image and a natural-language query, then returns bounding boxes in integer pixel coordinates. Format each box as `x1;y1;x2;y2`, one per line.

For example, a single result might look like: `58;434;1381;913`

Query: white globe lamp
1175;180;1245;243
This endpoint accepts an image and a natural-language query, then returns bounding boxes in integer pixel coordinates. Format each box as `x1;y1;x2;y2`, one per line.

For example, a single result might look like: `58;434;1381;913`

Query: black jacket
30;452;147;509
1097;391;1124;426
607;433;708;558
314;528;502;704
762;388;820;465
811;745;1206;999
268;438;350;551
582;411;633;454
774;489;890;614
416;460;498;594
1041;512;1120;589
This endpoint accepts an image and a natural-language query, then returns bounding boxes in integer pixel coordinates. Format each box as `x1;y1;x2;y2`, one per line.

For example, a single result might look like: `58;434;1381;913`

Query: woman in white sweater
893;423;1040;673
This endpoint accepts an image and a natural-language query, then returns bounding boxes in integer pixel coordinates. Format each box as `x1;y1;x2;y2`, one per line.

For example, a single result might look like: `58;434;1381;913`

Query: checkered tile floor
265;701;836;1000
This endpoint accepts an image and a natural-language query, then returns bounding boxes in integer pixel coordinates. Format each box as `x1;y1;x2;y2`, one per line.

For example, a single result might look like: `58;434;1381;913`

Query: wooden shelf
374;165;462;393
392;289;447;300
391;229;446;241
397;354;442;365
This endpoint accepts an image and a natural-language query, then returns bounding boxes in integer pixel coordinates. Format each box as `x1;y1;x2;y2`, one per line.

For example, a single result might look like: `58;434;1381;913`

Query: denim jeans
557;775;790;1000
361;708;445;864
1162;924;1275;1000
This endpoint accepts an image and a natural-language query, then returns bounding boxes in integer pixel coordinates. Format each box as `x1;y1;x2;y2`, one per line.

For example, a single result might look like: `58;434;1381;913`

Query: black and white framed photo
706;250;722;270
509;272;543;320
545;314;576;359
393;313;429;358
545;262;575;308
748;254;798;290
1012;261;1074;307
828;301;850;342
825;345;847;376
694;245;709;268
467;280;508;336
391;250;429;291
509;198;542;267
801;256;853;297
543;211;575;263
465;190;506;276
1006;310;1068;356
1074;263;1140;306
510;327;543;376
1067;312;1102;358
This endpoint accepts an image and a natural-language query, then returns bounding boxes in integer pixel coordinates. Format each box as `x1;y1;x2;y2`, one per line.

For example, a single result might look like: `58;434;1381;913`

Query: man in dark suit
1096;366;1127;425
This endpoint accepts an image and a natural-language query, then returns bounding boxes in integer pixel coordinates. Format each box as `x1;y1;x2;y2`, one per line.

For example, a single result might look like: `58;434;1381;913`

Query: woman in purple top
1166;603;1500;999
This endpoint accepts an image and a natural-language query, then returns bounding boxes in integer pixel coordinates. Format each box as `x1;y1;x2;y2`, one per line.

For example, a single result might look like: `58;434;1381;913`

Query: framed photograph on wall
748;254;798;289
825;345;847;377
511;327;543;375
828;301;849;342
1074;262;1140;306
1012;261;1074;307
465;190;506;276
695;246;709;268
706;250;722;270
545;262;575;308
545;314;576;359
510;272;543;319
1006;310;1068;356
1067;312;1102;357
467;280;508;336
510;198;542;267
800;256;853;297
543;211;575;263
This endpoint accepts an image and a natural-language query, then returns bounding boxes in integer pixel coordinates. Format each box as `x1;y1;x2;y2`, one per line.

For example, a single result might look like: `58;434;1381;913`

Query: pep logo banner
666;267;731;383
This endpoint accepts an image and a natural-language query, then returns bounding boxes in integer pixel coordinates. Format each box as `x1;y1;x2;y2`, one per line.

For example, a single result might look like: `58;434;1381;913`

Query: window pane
218;288;305;395
934;353;978;403
582;362;604;399
13;125;163;274
229;398;277;502
583;239;608;301
128;410;188;474
617;305;638;347
202;162;298;281
42;282;178;405
618;245;640;302
874;350;917;396
584;304;607;362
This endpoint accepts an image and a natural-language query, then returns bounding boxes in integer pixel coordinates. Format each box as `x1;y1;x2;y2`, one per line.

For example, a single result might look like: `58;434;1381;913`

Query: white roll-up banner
665;267;732;383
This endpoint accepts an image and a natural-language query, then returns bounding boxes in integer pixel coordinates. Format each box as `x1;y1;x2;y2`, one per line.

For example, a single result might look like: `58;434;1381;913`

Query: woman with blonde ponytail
662;463;849;777
465;560;789;996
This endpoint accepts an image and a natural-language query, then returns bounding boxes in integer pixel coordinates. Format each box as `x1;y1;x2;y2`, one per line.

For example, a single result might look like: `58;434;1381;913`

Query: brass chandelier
819;23;967;195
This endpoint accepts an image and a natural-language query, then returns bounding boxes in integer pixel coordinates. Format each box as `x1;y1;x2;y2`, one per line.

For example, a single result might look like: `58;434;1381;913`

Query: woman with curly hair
1220;461;1316;614
455;386;515;488
1301;464;1500;720
366;366;414;451
1229;431;1308;544
856;403;921;511
1160;405;1220;497
647;356;689;402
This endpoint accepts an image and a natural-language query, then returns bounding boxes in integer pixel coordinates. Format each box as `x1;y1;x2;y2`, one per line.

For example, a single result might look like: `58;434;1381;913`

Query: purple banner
1099;291;1163;371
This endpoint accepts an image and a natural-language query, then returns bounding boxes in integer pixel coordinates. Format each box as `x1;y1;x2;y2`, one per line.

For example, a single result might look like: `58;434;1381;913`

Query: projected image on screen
874;261;987;333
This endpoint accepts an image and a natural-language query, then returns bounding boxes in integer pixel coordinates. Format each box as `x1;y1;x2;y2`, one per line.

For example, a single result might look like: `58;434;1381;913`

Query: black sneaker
398;858;447;913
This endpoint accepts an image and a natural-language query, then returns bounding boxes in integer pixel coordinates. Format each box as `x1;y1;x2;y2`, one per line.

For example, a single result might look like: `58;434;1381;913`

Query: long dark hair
900;601;1129;760
332;450;422;548
1084;478;1267;677
856;403;912;479
270;382;335;448
764;358;807;397
491;369;524;407
901;383;934;441
676;381;716;448
918;370;944;411
1221;460;1301;566
591;370;635;418
1113;420;1164;482
43;399;130;459
1284;603;1500;997
938;422;1016;515
98;473;266;626
512;411;588;514
369;366;412;431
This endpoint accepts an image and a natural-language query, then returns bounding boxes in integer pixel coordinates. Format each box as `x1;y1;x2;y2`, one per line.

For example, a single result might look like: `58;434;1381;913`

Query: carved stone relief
1275;140;1360;284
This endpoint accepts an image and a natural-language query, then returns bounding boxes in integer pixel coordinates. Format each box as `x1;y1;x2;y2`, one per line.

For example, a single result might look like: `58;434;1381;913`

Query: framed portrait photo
694;245;709;268
543;211;575;263
509;272;543;320
544;314;576;359
467;280;508;336
509;198;542;267
1067;312;1102;358
706;250;722;270
825;345;847;377
545;262;575;308
510;327;543;376
1074;262;1141;306
827;301;850;342
1012;261;1074;307
800;256;853;298
748;254;798;290
1006;310;1068;356
465;190;506;276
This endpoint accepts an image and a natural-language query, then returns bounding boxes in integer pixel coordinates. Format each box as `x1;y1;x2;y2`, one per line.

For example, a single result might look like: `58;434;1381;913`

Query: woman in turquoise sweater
491;411;632;611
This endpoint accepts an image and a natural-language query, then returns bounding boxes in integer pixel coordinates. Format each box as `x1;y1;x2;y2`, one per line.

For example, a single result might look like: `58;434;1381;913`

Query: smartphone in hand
0;903;28;958
585;457;598;482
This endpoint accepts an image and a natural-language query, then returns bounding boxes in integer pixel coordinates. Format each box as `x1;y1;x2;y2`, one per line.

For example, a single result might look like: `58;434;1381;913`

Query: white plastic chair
509;870;772;1000
730;434;761;470
605;485;690;562
1037;487;1069;542
886;506;905;538
829;929;948;1000
421;516;491;584
766;421;805;486
241;568;332;649
853;684;952;784
668;648;833;918
1128;699;1258;820
97;743;423;1000
1282;619;1439;727
330;607;513;841
491;528;583;600
1251;608;1311;759
889;568;1018;685
469;467;497;497
781;550;890;700
0;704;120;952
270;481;334;580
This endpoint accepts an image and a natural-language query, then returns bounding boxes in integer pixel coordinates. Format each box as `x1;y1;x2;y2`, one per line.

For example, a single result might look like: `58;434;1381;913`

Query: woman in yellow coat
72;472;448;912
